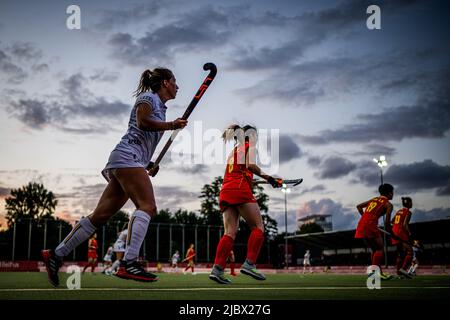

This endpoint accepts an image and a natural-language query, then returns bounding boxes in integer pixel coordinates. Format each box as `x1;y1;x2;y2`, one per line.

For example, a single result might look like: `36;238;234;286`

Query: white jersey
102;92;167;180
113;229;128;252
304;252;311;264
103;246;113;261
118;229;128;243
172;253;180;264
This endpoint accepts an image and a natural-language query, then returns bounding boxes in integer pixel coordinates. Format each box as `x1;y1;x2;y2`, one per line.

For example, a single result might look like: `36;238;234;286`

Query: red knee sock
214;235;234;269
246;228;264;264
230;262;235;274
372;250;384;268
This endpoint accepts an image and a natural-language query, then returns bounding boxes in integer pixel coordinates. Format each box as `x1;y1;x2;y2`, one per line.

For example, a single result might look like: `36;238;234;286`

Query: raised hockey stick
181;254;196;263
253;178;303;187
148;63;217;176
377;227;422;250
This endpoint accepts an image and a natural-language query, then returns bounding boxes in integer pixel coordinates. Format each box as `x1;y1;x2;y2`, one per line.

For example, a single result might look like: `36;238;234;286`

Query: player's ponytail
134;67;174;96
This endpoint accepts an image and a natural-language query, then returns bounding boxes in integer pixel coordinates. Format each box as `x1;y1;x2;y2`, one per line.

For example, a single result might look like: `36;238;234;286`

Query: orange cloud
55;211;77;224
0;215;7;231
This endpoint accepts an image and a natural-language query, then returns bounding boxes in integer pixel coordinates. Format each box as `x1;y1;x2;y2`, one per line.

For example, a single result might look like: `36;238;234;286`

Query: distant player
171;250;180;272
82;233;98;274
102;244;114;274
303;249;312;274
105;224;128;275
227;250;237;276
391;197;413;279
184;244;196;274
408;240;421;276
355;183;394;280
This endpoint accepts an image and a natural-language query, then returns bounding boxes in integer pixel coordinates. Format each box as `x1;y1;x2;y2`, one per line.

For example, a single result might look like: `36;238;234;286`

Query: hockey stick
148;63;217;176
377;227;422;250
181;254;196;263
253;178;303;187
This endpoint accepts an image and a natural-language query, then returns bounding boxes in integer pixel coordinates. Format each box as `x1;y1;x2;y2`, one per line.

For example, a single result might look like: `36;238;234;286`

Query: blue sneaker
240;260;266;281
209;265;232;284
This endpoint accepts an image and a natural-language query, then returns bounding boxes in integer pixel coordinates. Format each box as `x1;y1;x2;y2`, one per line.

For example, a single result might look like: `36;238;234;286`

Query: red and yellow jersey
186;248;195;261
221;142;253;192
392;208;410;234
360;196;390;225
88;239;98;252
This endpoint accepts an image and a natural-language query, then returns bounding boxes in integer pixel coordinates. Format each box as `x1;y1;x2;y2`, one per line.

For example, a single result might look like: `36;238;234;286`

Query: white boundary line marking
1;286;450;292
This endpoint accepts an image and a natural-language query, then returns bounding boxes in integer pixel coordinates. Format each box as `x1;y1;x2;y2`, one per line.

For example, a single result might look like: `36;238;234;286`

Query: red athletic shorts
391;229;408;245
88;250;98;259
219;189;256;212
354;222;381;239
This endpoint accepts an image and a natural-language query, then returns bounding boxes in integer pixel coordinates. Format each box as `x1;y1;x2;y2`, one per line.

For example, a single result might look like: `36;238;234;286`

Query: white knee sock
55;217;96;258
124;210;151;263
111;259;121;272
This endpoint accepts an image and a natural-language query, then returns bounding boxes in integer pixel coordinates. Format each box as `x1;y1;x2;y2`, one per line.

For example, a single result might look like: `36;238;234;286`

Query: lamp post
373;155;388;267
281;184;291;269
373;155;387;184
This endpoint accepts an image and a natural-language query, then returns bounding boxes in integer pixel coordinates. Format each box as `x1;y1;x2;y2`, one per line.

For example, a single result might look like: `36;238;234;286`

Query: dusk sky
1;0;449;232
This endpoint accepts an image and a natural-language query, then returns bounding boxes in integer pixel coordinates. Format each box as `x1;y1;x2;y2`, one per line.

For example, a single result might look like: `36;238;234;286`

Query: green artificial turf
0;272;449;300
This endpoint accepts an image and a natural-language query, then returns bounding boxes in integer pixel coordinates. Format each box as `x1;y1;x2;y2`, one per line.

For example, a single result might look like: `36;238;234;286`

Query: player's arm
356;200;370;215
246;146;282;188
136;103;187;131
404;211;412;235
384;202;394;233
390;213;396;225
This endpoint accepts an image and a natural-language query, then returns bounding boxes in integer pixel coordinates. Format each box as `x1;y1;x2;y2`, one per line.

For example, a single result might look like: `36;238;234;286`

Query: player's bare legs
88;178;130;226
209;206;239;284
237;203;266;280
112;168;159;282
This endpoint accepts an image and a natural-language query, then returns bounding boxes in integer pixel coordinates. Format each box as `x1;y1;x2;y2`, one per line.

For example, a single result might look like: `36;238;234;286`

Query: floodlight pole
374;156;388;268
282;184;291;269
284;190;288;269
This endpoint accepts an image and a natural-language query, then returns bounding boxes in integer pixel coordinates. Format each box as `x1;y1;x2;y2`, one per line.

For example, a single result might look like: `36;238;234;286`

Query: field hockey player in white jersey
42;67;187;286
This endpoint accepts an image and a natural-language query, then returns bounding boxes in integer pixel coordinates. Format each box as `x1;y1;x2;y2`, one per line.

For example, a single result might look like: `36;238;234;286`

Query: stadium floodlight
373;155;388;169
373;155;388;184
281;184;291;193
281;184;291;269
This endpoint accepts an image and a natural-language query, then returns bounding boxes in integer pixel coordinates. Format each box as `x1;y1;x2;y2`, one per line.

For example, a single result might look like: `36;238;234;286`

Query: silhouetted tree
5;182;57;227
199;176;223;225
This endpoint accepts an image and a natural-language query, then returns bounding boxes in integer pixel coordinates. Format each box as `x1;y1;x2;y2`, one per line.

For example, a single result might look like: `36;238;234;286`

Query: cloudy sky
1;0;449;233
